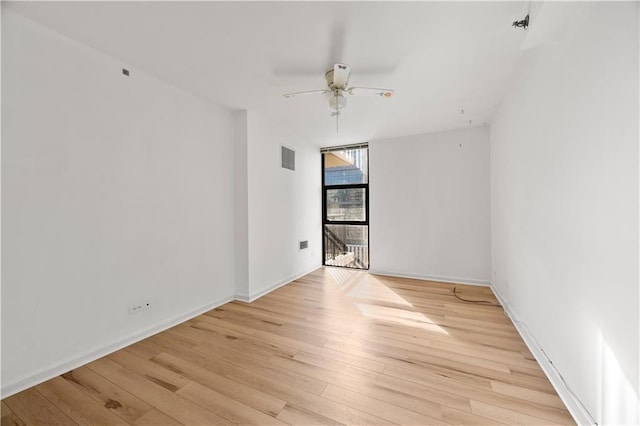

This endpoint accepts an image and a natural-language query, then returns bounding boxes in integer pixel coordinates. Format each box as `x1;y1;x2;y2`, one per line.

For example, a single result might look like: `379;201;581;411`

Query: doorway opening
321;144;369;269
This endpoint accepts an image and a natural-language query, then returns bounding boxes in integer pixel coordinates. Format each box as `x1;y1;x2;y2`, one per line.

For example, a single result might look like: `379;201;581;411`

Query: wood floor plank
324;336;515;394
4;389;75;426
275;404;344;425
287;348;447;416
508;362;555;381
205;354;393;425
254;329;386;373
268;352;380;388
180;321;300;361
254;294;363;321
107;348;191;393
187;319;300;359
91;366;232;425
196;311;260;336
353;324;536;368
221;299;356;336
36;377;128;426
84;357;122;377
144;340;333;424
176;381;287;425
324;335;411;362
61;366;153;423
470;399;566;425
193;341;328;395
0;413;26;426
375;371;472;412
381;350;554;395
441;405;508;425
125;339;167;360
1;268;574;425
407;344;512;374
370;320;530;353
133;409;181;425
491;381;566;409
321;384;445;425
227;374;393;426
170;342;393;425
145;331;200;354
1;400;27;426
293;349;385;377
151;351;287;417
383;363;574;424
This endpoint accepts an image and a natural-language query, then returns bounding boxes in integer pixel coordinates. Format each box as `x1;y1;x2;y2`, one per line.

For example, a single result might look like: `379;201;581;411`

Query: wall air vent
281;146;295;171
299;240;309;251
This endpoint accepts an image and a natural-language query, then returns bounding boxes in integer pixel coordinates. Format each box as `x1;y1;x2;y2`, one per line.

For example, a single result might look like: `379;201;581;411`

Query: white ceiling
5;1;530;146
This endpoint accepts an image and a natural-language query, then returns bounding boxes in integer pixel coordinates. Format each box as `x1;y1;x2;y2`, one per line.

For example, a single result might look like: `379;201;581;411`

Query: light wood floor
1;268;574;425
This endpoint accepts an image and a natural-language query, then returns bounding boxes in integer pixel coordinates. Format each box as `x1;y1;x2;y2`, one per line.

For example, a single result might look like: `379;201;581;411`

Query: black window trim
321;146;370;269
323;183;369;225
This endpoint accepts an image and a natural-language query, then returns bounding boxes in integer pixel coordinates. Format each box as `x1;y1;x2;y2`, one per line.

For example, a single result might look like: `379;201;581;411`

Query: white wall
233;111;249;298
241;112;321;300
370;127;491;284
2;10;236;395
491;3;638;424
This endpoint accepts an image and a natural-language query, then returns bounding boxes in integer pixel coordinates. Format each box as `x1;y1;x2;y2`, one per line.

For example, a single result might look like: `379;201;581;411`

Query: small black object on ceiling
513;14;529;30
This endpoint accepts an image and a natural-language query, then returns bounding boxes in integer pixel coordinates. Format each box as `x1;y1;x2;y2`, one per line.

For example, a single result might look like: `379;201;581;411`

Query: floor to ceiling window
321;144;369;269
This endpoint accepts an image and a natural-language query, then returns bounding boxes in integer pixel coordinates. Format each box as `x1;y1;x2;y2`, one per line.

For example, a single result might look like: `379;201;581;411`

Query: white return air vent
281;145;295;171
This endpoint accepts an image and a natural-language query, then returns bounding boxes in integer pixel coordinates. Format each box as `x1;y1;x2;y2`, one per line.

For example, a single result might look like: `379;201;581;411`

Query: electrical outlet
128;299;151;315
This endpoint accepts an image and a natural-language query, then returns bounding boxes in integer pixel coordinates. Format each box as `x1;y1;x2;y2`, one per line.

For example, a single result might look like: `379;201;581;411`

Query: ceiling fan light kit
328;93;347;111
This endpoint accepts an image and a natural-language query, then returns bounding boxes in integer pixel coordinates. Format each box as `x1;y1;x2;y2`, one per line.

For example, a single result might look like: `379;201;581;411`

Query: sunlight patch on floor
328;268;412;307
327;266;358;286
354;303;449;335
344;275;414;307
325;267;448;335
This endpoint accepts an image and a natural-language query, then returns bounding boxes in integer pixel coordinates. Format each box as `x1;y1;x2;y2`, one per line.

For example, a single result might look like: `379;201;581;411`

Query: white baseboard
368;269;490;287
1;295;234;399
235;264;322;303
491;286;595;426
234;293;251;303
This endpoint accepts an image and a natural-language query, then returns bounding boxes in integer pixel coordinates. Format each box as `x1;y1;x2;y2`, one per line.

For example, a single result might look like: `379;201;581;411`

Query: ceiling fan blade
332;63;351;89
347;87;394;98
283;89;331;98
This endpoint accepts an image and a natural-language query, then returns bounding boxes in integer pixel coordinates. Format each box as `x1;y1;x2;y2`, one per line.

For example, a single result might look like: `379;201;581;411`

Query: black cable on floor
453;287;502;307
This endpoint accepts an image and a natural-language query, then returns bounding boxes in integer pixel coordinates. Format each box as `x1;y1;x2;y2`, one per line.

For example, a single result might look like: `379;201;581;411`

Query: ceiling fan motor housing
325;64;350;89
325;69;338;88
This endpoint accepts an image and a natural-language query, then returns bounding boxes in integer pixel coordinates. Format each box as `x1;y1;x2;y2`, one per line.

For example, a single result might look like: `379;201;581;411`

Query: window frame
321;146;370;269
322;183;369;226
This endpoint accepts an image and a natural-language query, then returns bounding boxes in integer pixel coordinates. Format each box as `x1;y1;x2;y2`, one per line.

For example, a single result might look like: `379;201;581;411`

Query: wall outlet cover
128;299;152;315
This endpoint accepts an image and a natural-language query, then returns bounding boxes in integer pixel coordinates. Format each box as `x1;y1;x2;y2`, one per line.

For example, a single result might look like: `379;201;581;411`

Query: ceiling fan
283;63;394;131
